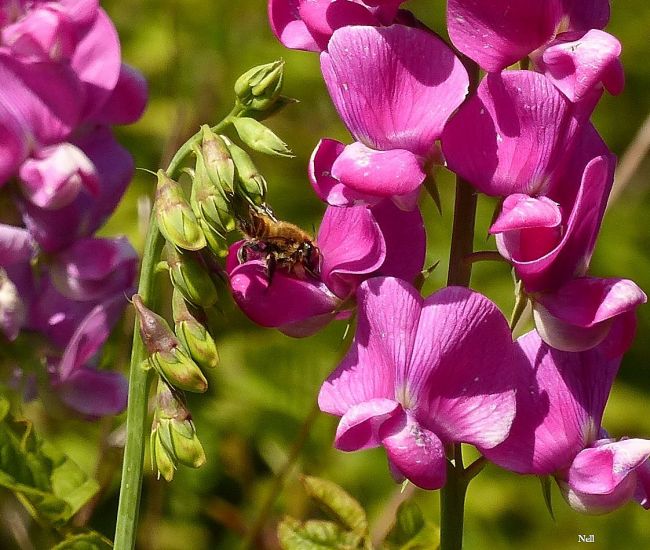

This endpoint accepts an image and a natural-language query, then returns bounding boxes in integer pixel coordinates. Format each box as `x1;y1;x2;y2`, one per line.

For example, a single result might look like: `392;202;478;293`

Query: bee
237;206;321;282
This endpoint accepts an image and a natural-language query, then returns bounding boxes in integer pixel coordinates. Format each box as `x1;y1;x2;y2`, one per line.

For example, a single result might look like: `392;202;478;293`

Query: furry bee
238;207;321;281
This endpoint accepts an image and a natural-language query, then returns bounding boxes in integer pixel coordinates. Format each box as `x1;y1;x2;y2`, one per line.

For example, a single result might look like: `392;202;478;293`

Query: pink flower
447;0;622;102
228;201;425;337
484;331;650;514
311;24;468;208
268;0;409;52
319;277;524;489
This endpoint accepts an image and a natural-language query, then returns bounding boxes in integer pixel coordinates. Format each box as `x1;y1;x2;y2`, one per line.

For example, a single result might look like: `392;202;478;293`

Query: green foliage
384;501;439;550
52;531;113;550
0;396;98;526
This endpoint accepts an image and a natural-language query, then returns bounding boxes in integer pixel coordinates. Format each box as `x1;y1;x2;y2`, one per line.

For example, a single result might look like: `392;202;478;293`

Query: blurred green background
3;0;650;548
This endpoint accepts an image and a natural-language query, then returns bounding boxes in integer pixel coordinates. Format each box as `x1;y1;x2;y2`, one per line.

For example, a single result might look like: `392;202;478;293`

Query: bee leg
237;244;249;263
266;253;277;285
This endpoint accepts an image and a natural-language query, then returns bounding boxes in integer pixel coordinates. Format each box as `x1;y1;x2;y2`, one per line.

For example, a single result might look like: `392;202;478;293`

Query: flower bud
172;289;219;370
234;60;284;111
199;217;229;258
132;294;208;393
191;143;235;234
151;380;206;481
232;117;293;158
224;139;267;206
164;244;218;308
155;170;206;251
201;126;235;193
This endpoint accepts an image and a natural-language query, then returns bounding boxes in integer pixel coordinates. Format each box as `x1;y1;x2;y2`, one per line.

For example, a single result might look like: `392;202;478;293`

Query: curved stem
440;58;480;550
114;111;239;550
241;400;321;549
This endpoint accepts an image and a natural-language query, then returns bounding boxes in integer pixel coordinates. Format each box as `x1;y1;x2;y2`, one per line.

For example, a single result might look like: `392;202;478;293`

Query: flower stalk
114;110;240;550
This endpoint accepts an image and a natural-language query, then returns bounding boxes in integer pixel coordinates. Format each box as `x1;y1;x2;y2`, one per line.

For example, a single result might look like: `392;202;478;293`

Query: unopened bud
155;170;206;251
0;269;25;341
133;295;208;392
224;139;267;206
199;217;229;258
151;426;176;481
201;126;235;192
191;143;235;234
164;244;218;308
234;60;284;111
151;380;206;480
172;289;219;370
232;117;293;158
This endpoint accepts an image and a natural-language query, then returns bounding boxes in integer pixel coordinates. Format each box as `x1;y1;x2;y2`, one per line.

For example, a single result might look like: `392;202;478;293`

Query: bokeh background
2;0;650;548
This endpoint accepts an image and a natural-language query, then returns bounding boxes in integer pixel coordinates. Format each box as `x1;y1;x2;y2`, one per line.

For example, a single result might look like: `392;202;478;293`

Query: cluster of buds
138;60;296;479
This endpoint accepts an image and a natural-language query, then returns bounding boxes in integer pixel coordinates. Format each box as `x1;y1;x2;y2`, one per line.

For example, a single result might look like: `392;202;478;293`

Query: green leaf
302;476;368;536
384;501;439;550
0;407;99;525
52;531;113;550
278;517;362;550
539;475;556;521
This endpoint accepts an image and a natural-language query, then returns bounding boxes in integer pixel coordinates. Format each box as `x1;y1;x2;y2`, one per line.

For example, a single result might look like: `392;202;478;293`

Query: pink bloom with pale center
319;277;525;489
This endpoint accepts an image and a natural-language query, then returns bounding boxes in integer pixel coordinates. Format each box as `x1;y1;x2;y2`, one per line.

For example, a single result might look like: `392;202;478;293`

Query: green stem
440;58;480;550
114;111;239;550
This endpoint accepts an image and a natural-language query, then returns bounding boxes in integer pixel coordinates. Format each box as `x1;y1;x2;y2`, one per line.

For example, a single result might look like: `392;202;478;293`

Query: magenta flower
447;0;622;103
319;277;524;489
484;331;650;514
442;72;646;352
268;0;409;52
311;24;468;209
228;201;425;337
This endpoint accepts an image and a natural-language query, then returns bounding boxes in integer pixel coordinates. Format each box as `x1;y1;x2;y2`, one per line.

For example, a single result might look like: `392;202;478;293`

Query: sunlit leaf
302;476;368;536
278;517;362;550
384;500;439;549
52;531;113;550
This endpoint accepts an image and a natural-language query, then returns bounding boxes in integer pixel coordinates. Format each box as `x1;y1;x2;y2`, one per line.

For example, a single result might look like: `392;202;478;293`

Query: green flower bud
133;295;208;393
191;143;235;234
164;244;218;308
151;425;176;481
150;347;208;393
232;117;293;158
234;60;284;111
155;170;206;251
199;217;229;258
243;95;299;122
172;289;219;370
152;380;206;476
225;139;267;206
201;126;235;193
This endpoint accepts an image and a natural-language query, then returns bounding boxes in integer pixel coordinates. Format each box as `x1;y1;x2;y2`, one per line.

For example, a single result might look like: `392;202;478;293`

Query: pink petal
331;142;426;200
93;63;148;125
634;461;650;509
55;367;128;418
335;398;401;451
442;71;581;197
380;409;447;490
309;138;379;206
229;258;340;335
535;30;624;103
533;278;647;353
0;224;33;267
0;106;28;184
371;200;425;283
412;286;519;449
71;9;121;121
57;294;127;379
561;0;610;31
318;277;421;415
510;126;615;292
19;142;99;209
447;0;562;72
318;205;386;299
268;0;322;52
50;236;138;301
568;439;650;495
20;126;133;252
0;52;82;146
322;24;468;157
491;194;562;232
483;330;620;475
